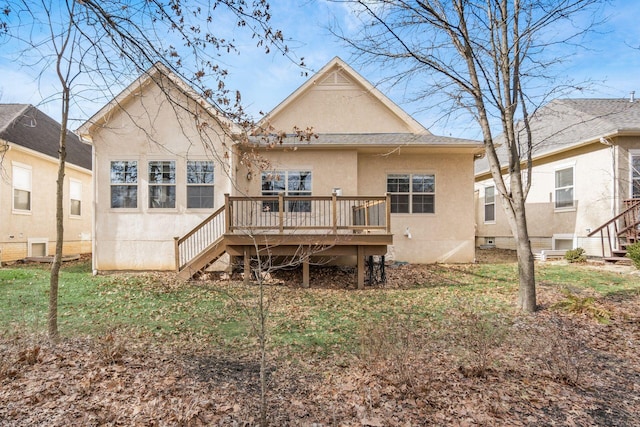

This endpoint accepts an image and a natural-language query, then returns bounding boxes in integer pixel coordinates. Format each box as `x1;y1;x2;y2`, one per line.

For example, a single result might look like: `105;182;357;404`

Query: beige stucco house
77;65;238;272
475;97;640;260
0;104;92;263
79;58;483;282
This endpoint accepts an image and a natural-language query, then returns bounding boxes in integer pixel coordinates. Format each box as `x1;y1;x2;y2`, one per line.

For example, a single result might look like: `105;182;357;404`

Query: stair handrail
587;199;640;237
175;204;227;271
587;199;640;258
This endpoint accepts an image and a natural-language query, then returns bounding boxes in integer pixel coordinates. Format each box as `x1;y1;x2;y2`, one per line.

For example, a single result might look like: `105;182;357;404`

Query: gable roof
0;104;92;170
256;56;429;135
475;98;640;176
77;63;242;138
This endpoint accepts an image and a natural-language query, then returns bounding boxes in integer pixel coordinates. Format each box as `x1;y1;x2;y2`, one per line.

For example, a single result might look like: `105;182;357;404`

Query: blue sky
1;0;639;139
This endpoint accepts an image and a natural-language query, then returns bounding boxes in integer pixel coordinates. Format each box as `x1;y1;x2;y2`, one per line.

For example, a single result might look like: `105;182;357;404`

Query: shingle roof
475;98;640;175
250;132;481;147
0;104;92;170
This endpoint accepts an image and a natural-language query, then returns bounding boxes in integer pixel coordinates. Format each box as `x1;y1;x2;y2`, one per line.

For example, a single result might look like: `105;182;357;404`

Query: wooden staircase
587;199;640;263
175;205;227;280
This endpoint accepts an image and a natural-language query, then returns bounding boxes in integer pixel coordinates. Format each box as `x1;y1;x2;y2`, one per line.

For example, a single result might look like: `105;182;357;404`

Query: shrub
455;311;509;378
533;319;591;386
565;247;587;263
552;288;610;323
626;242;640;269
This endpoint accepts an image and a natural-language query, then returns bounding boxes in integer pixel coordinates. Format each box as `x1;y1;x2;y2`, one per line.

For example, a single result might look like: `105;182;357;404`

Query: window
149;161;176;208
70;180;82;216
484;185;495;222
631;153;640;199
553;234;575;250
187;161;214;209
12;163;31;212
555;166;574;209
261;170;312;212
110;161;138;208
387;173;435;214
28;238;48;257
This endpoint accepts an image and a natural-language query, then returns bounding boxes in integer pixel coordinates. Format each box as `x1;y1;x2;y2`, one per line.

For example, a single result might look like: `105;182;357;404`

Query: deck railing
227;193;391;234
176;193;391;271
175;205;226;270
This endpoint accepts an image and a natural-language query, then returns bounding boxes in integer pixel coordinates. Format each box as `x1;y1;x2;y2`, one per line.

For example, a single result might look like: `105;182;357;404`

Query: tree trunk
513;204;536;312
49;86;70;342
48;140;65;342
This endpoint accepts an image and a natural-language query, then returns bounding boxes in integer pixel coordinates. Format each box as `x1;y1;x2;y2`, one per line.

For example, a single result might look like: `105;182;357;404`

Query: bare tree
1;0;296;340
330;0;603;312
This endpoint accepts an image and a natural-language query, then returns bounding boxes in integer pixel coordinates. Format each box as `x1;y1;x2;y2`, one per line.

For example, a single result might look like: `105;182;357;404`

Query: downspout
92;140;98;274
80;133;98;275
612;144;617;220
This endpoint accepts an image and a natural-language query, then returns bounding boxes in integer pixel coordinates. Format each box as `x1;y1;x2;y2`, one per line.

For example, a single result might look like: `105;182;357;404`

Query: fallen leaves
2;257;640;425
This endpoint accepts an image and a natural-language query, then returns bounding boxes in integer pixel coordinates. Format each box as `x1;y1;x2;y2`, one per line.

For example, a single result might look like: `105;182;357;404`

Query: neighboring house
0;104;92;263
475;96;640;259
79;58;483;284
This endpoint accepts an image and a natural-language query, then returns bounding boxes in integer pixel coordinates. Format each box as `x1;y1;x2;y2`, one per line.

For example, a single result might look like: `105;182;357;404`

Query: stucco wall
237;149;359;196
0;145;92;262
91;79;233;271
359;151;476;263
265;67;415;134
268;89;411;134
236;148;477;264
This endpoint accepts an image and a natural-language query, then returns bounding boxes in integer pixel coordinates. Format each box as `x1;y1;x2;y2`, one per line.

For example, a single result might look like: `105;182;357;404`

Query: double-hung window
555;166;574;209
69;179;82;216
149;161;176;209
484;185;495;222
187;161;214;209
261;170;312;212
12;163;32;212
110;161;138;208
387;173;435;214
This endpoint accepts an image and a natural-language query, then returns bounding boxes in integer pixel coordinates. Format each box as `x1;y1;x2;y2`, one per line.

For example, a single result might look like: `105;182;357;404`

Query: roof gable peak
257;56;429;135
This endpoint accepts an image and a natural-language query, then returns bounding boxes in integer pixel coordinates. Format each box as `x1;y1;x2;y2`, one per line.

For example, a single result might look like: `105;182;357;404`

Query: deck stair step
177;238;226;280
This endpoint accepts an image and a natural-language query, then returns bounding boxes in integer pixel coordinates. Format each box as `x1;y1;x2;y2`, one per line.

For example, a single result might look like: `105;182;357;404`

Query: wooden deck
175;194;393;288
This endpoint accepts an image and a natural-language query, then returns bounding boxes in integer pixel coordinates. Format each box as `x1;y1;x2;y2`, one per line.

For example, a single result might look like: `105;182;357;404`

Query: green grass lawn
1;259;638;356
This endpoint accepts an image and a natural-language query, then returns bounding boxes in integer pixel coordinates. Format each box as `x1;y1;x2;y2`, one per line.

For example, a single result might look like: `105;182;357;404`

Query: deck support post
243;247;250;286
302;255;310;288
357;245;365;290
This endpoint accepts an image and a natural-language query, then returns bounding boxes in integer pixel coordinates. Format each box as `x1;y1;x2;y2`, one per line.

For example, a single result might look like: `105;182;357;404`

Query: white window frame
186;160;215;209
630;150;640;199
387;173;435;214
148;160;176;209
554;164;575;210
484;185;496;223
110;160;138;209
27;237;48;257
12;162;32;214
69;179;82;217
261;170;312;213
552;234;576;251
